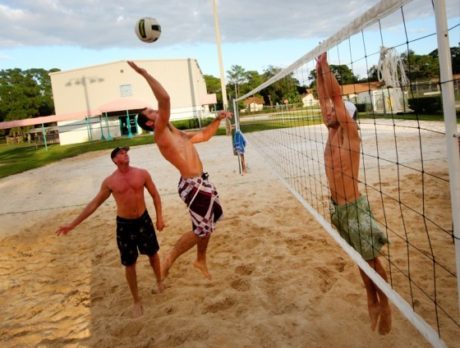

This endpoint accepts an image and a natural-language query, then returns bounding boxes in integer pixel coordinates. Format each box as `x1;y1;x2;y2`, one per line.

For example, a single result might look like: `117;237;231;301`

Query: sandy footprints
230;263;255;292
235;263;255;276
202;295;237;314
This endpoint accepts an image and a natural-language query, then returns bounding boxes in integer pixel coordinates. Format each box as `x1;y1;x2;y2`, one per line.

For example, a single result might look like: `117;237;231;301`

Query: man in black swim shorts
56;146;165;318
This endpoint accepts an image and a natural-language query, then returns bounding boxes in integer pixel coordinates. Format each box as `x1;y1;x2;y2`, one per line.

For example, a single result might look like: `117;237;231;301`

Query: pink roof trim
0;109;100;130
0;97;152;130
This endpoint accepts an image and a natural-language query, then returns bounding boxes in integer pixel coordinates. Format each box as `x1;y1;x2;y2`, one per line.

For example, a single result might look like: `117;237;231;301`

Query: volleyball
135;17;161;43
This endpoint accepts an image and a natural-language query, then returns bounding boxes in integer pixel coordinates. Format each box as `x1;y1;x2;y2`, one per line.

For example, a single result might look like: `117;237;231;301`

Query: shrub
355;103;368;112
171;117;215;130
408;96;443;114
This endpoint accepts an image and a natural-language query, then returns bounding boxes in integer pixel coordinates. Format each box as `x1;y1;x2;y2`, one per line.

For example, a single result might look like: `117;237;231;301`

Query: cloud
0;0;458;49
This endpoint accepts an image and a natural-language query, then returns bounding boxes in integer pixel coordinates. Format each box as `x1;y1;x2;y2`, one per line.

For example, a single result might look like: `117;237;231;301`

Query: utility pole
212;0;228;111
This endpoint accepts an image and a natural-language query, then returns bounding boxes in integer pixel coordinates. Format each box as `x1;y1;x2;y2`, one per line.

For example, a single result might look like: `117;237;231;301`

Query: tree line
206;47;460;109
0;47;458;124
0;68;58;123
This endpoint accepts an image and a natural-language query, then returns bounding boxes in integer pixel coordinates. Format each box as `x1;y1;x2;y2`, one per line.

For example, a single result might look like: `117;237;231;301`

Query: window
120;84;133;97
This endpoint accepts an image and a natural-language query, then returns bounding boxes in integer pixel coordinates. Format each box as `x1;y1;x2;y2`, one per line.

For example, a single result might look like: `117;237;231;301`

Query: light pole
212;0;228;111
66;76;104;142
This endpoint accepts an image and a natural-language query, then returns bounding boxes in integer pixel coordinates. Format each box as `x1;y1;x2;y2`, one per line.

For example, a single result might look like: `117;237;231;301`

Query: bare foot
368;302;381;332
161;254;172;280
157;281;165;293
132;301;143;318
193;260;212;280
378;304;392;335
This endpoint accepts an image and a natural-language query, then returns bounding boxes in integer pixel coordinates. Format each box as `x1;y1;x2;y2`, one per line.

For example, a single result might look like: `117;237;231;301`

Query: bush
355;103;368;112
408;96;443;114
171;117;214;130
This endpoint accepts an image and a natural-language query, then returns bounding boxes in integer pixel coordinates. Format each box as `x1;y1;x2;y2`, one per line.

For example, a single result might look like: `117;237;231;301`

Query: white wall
52;59;214;145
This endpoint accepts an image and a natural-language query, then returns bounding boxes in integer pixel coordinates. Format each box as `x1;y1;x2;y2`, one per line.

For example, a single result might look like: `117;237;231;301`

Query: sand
0;125;458;347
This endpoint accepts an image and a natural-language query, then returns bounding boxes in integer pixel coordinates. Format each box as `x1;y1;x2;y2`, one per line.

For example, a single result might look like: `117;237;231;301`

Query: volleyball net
231;0;459;346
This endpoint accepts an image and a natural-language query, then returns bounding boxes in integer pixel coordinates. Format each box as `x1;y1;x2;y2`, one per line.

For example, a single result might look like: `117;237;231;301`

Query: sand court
0;130;457;347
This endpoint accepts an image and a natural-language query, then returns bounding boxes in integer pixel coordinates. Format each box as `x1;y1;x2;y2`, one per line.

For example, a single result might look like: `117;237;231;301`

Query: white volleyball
135;17;161;43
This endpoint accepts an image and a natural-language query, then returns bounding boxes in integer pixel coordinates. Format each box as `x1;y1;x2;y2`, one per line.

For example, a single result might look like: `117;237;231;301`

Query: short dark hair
110;146;129;159
137;108;154;131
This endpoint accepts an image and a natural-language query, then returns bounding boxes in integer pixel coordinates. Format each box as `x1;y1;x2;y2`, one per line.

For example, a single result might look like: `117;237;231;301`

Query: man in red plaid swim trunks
128;61;230;280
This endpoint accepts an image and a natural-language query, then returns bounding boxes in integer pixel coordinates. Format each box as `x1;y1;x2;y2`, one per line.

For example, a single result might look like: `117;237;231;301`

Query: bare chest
109;175;145;196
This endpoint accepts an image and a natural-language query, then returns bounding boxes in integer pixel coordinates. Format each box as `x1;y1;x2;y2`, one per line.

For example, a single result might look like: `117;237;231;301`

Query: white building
50;59;216;145
302;92;318;107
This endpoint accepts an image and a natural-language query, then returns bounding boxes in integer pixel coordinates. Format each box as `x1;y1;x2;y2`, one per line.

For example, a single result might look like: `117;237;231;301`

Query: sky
0;0;459;78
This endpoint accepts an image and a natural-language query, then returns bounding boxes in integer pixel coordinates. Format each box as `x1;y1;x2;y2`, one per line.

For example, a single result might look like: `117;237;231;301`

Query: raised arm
127;61;171;131
188;111;232;143
143;170;164;231
56;180;111;236
318;53;353;128
316;56;330;125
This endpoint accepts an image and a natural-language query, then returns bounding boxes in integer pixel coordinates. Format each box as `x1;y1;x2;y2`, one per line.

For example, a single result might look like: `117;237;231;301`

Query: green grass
240;115;323;133
358;112;450;122
0;134;155;179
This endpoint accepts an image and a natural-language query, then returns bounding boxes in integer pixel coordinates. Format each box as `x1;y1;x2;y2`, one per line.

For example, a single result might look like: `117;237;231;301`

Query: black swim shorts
116;210;159;266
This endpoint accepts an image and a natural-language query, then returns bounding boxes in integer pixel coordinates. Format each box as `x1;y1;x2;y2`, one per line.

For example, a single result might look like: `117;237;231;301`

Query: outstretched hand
127;61;147;75
316;52;327;72
56;224;73;236
216;111;232;121
156;218;165;232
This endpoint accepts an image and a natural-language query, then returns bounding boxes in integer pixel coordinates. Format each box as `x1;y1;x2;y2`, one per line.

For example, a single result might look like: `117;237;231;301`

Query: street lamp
212;0;228;111
65;76;104;141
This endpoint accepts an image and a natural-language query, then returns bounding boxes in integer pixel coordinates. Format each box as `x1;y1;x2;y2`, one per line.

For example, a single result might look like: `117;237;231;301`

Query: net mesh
232;0;459;346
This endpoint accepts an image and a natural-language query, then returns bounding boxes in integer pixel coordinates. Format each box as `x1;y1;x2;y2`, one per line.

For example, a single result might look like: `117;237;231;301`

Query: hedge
408;96;443;114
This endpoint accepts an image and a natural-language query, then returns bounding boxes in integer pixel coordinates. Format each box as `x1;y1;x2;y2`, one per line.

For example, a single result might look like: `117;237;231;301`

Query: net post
433;0;460;312
233;99;241;131
233;98;243;175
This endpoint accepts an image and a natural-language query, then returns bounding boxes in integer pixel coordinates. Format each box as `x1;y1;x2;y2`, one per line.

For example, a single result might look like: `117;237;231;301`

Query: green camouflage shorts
330;196;389;261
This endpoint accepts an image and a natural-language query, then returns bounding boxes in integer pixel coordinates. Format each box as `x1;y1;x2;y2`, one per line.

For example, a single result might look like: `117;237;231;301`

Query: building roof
341;81;382;96
0;109;100;130
0;97;155;130
48;58;197;76
243;96;264;105
98;97;152;113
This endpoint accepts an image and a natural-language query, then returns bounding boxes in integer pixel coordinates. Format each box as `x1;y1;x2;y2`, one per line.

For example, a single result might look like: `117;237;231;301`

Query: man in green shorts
316;52;391;335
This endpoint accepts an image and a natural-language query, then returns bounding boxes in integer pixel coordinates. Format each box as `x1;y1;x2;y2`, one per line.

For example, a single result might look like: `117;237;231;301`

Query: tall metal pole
81;77;93;141
433;0;460;310
212;0;228;111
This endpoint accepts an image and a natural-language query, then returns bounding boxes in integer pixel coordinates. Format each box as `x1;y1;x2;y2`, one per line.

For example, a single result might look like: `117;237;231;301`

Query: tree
429;46;460;74
226;65;248;99
0;68;57;123
260;66;301;106
308;64;360;97
203;74;223;109
240;70;264;96
401;50;439;81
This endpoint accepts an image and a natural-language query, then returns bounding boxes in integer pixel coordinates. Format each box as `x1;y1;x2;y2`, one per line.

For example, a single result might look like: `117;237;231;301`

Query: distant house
243;96;264;112
341;81;410;113
302;89;318;107
341;81;382;102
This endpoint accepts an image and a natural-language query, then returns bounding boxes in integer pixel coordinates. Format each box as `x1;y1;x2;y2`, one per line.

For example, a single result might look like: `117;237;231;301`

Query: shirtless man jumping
128;61;230;281
56;146;165;318
316;52;391;335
